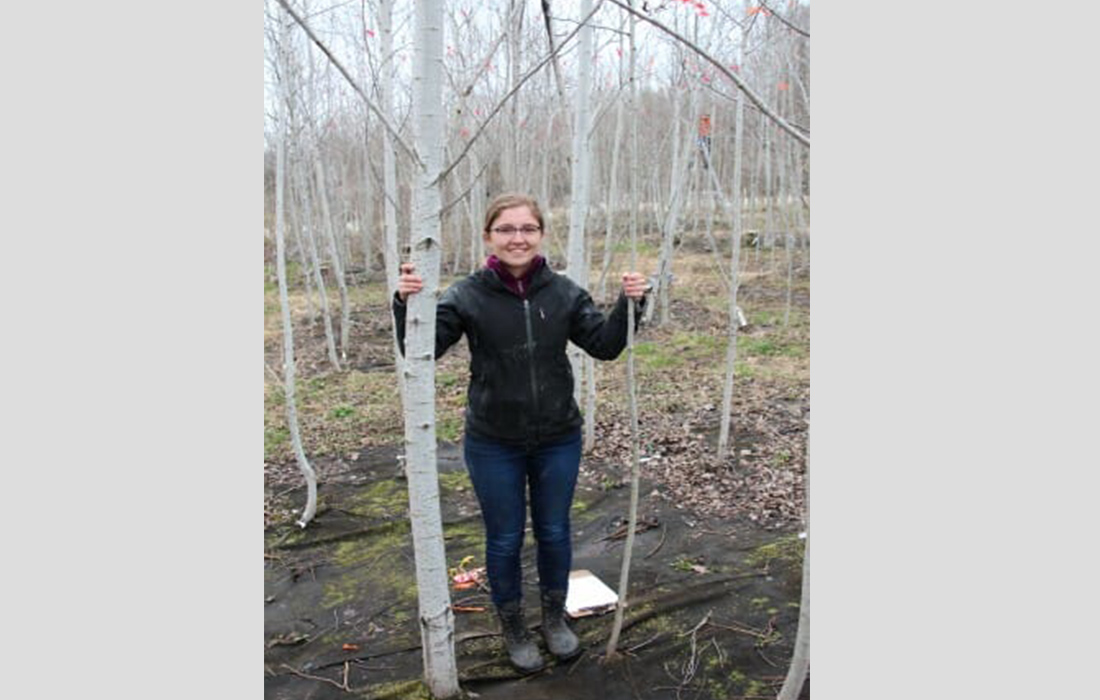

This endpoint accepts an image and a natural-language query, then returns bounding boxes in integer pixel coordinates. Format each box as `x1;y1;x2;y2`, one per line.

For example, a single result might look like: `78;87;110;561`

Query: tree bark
313;157;352;363
716;28;747;460
295;156;341;370
274;7;317;527
566;0;595;410
606;2;641;657
380;0;407;412
404;0;460;695
777;428;810;700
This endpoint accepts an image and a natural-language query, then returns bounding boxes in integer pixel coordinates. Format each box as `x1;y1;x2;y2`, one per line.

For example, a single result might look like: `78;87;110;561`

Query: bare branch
273;0;423;168
432;0;607;187
438;157;492;218
541;0;568;102
759;0;810;39
607;0;808;148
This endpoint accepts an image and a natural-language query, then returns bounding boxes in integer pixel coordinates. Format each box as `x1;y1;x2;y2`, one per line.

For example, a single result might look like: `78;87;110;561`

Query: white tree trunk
716;30;747;460
404;0;460;695
275;8;317;527
596;91;625;303
286;180;316;324
777;428;810;700
313;157;351;363
607;3;641;656
566;0;594;408
647;84;694;326
362;123;375;275
295;160;341;370
380;0;407;411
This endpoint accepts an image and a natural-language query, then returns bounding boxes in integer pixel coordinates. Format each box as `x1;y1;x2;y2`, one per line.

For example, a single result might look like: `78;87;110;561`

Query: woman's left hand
621;272;650;300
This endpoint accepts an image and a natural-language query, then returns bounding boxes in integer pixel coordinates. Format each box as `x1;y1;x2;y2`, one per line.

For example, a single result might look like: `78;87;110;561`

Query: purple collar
486;255;545;298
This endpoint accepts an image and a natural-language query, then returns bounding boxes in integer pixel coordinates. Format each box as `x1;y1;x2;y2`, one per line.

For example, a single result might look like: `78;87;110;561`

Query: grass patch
739;334;807;359
265;425;290;458
438;414;463;442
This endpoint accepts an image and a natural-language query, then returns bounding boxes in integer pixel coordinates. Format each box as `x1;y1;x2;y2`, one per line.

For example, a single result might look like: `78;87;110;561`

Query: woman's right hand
397;262;423;302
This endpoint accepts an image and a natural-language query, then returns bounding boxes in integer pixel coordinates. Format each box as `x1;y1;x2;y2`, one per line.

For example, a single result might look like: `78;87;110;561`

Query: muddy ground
265;441;808;700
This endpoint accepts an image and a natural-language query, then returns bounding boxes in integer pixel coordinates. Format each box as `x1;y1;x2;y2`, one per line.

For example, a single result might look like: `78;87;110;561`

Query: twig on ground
676;610;713;699
643;523;667;559
706;621;770;639
756;647;778;668
625;631;663;654
678;609;714;639
279;663;358;692
599;515;659;542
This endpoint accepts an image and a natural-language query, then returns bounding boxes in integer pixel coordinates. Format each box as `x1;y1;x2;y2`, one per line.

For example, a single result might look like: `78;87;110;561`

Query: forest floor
264;237;810;699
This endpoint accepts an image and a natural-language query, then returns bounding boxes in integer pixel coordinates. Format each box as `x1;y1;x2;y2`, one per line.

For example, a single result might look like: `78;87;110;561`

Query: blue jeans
463;430;582;607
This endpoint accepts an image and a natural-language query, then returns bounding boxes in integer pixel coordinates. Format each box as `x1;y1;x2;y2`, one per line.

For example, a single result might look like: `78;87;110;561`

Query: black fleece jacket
393;264;643;447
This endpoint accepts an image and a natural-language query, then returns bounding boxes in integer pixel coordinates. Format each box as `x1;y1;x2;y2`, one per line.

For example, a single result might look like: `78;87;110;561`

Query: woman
393;193;649;672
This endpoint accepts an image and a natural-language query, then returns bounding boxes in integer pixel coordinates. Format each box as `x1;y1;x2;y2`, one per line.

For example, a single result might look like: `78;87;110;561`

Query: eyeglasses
490;225;542;238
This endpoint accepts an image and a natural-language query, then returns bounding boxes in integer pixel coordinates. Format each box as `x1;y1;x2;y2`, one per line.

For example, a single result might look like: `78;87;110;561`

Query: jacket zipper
522;298;540;441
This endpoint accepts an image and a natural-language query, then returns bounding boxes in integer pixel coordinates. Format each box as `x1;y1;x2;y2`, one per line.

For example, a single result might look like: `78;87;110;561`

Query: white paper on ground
565;569;619;618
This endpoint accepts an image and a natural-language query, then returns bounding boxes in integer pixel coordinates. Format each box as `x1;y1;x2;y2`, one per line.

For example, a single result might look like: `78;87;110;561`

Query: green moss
359;679;431;700
706;679;731;700
438;470;472;493
322;521;415;610
345;479;409;519
442;519;485;545
745;533;804;568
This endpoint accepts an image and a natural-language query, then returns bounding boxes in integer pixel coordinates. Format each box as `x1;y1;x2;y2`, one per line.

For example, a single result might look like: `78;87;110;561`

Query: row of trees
264;1;809;697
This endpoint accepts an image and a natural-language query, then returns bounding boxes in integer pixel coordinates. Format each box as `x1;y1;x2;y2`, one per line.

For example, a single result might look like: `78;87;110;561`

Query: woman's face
483;205;544;275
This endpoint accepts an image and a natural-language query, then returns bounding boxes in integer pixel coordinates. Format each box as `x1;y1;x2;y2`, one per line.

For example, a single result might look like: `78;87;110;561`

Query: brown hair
483;193;545;233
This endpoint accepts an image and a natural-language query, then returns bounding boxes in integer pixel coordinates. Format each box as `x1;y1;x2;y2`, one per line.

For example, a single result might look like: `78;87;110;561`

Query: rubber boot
496;600;544;673
540;589;580;659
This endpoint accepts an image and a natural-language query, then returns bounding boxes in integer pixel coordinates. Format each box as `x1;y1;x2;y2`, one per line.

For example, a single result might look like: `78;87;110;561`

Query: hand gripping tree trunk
274;6;317;527
403;0;460;695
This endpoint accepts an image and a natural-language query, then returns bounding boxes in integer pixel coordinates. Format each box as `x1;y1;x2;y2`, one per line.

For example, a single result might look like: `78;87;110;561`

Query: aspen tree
401;0;460;694
273;5;317;526
777;428;810;700
313;157;352;362
566;0;595;409
716;21;747;460
606;0;641;657
294;156;341;370
380;0;407;410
